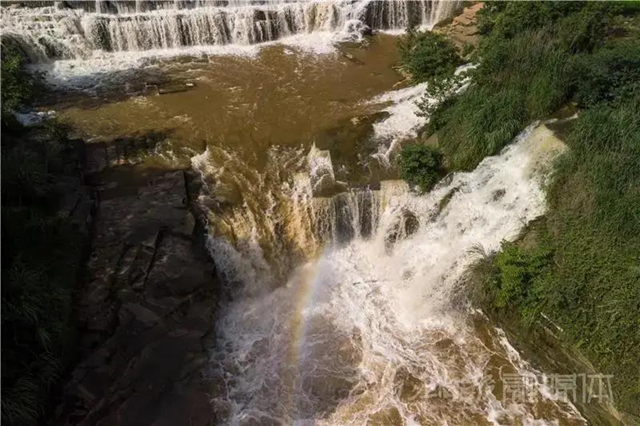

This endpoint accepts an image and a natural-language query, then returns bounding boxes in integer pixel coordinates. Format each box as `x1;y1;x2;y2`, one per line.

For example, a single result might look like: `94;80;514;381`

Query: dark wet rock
58;160;218;425
146;234;213;298
394;367;424;403
436;186;459;215
86;18;112;51
492;188;506;201
313;111;390;186
384;209;419;250
361;25;374;37
362;0;425;30
55;138;97;230
428;384;453;400
157;82;194;95
340;50;365;65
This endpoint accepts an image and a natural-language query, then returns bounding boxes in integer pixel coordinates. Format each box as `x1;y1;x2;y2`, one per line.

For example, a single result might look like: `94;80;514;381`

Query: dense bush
544;99;640;413
492;242;552;313
397;144;445;193
569;41;640;108
419;1;632;171
476;1;614;46
476;98;640;411
422;31;572;169
2;210;85;426
398;30;461;84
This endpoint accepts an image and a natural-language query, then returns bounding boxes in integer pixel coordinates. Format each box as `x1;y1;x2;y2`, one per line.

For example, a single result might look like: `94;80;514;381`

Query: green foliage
433;1;640;416
418;1;634;171
1;40;33;126
419;28;574;169
569;41;640;108
398;30;461;84
470;91;640;417
397;144;445;193
493;242;552;314
477;1;616;50
2;37;88;426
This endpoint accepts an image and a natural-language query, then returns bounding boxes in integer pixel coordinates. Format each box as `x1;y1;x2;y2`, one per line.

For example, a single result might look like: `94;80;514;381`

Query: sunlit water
10;2;587;422
202;125;583;425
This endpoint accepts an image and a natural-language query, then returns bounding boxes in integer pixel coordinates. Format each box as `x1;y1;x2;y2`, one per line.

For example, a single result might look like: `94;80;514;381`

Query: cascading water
192;110;583;423
6;2;587;422
1;0;458;62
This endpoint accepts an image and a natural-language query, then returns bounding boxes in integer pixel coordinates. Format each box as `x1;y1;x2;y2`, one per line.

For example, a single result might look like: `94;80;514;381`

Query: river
3;1;587;424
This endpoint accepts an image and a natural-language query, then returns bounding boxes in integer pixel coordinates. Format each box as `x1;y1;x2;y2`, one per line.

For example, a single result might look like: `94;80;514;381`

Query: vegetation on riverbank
397;144;445;192
1;42;89;426
397;30;461;85
399;1;640;418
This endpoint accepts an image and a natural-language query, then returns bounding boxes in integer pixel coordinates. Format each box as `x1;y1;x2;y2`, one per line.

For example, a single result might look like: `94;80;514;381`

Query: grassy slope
400;1;640;418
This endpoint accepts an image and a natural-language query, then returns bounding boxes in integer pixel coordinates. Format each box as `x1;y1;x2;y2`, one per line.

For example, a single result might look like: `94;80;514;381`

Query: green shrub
2;209;85;426
569;41;640;108
471;95;640;415
477;1;615;47
492;241;553;322
417;1;626;171
1;129;87;426
398;30;461;84
397;144;445;192
1;40;33;126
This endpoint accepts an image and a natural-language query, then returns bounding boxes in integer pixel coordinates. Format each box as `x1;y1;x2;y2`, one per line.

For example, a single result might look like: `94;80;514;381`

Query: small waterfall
191;143;386;294
1;0;459;62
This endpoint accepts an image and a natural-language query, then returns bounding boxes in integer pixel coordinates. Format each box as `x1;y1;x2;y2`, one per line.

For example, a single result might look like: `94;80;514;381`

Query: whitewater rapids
204;124;583;425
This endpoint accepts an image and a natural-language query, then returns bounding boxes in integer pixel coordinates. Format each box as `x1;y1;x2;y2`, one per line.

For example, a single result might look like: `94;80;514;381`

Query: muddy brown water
54;34;403;174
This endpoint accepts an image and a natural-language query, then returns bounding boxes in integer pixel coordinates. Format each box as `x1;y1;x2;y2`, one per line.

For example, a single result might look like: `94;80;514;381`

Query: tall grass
478;99;640;411
422;1;628;171
447;2;640;416
398;30;461;84
428;30;573;170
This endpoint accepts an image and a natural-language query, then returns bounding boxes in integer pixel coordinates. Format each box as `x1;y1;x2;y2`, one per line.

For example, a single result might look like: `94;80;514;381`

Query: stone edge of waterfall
2;0;461;89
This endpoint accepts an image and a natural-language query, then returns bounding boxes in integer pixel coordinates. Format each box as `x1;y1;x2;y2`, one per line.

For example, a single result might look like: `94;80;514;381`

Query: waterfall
200;124;582;424
1;0;459;62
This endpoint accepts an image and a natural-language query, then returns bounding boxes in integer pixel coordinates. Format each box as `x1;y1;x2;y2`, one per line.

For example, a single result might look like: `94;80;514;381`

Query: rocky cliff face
57;141;218;425
433;2;482;51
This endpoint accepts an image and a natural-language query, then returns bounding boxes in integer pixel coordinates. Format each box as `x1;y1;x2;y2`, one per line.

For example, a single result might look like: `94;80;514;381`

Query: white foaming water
2;0;460;87
204;125;583;424
369;64;476;166
369;82;429;166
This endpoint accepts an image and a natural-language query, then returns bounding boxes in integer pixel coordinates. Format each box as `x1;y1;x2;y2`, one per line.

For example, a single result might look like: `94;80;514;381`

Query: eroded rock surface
58;167;218;425
434;2;483;51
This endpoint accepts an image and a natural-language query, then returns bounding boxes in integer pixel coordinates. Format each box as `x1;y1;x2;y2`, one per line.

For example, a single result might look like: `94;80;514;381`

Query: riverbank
1;42;220;421
4;0;638;423
54;144;219;424
397;2;640;422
